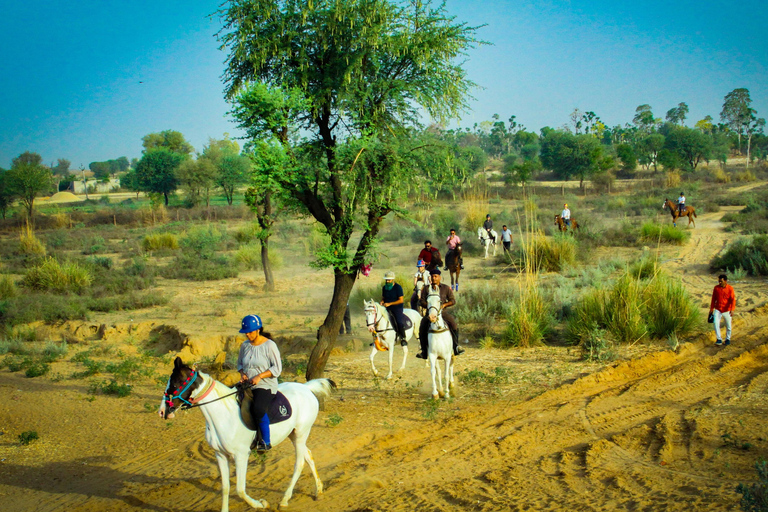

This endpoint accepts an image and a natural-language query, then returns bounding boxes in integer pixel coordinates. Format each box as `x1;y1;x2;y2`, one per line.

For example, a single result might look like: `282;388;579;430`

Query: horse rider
236;314;282;452
418;240;442;273
677;192;686;216
561;203;571;229
483;214;493;237
411;260;431;310
444;228;464;270
381;271;408;345
416;269;464;359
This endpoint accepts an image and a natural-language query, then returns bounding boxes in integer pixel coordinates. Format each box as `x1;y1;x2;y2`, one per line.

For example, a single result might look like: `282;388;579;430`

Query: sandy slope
2;206;768;511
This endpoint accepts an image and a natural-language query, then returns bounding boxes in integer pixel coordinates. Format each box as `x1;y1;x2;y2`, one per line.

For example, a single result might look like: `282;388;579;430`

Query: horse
364;300;422;379
663;198;697;227
554;214;579;232
158;357;335;511
445;242;462;292
477;226;498;258
425;290;455;399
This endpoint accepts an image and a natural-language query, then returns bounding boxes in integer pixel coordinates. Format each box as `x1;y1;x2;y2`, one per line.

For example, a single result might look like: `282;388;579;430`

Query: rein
164;370;245;411
365;304;394;333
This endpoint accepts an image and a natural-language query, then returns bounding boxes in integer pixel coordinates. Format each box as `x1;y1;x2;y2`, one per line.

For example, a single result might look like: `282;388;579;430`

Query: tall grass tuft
19;225;47;256
234;244;284;270
142;233;179;251
0;275;18;299
503;280;551;347
644;275;701;338
517;232;577;272
640;222;691;244
462;191;489;233
711;235;768;276
22;257;92;293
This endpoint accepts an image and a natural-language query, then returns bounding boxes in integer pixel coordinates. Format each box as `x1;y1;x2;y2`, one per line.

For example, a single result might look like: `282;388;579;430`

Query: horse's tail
305;378;337;400
693;208;697;218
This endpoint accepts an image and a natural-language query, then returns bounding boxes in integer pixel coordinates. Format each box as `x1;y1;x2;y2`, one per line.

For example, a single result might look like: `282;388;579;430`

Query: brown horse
663;199;697;227
554;214;579;232
445;243;462;292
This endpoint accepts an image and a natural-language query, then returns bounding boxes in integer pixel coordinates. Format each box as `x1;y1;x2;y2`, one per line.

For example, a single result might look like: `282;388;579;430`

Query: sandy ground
2;201;768;511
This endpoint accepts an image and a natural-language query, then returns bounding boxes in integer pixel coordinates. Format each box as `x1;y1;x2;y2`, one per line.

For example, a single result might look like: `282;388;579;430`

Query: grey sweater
236;339;282;394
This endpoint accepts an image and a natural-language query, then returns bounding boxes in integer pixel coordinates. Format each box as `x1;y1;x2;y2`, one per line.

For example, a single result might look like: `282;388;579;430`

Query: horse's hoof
432;394;439;400
386;374;393;380
438;390;446;398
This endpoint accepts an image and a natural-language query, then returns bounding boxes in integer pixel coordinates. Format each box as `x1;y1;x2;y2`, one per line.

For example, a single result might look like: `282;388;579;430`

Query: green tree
694;115;714;134
746;114;766;168
633;104;658;132
665;102;689;125
503;153;539;188
89;161;111;180
721;88;753;154
142;130;194;156
0;168;13;219
636;133;665;172
115;156;130;173
222;0;479;379
540;131;604;186
120;169;141;198
176;158;218;207
135;148;184;205
615;143;637;171
664;127;712;171
6;151;52;218
217;153;250;205
53;158;71;176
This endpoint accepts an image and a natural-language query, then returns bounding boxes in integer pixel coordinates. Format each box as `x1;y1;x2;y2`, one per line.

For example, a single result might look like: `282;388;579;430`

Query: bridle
426;289;447;332
365;303;394;333
163;369;240;413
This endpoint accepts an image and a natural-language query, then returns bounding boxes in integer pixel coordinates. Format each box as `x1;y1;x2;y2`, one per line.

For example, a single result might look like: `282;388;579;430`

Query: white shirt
562;208;570;220
501;229;512;242
678;196;685;204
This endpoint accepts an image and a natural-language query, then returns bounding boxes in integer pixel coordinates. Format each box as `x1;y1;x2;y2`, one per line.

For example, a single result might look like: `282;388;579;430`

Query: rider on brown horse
677;192;685;216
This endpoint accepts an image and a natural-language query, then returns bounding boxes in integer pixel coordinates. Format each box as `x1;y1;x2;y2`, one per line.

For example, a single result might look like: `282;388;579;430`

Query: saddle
237;386;293;432
387;311;412;331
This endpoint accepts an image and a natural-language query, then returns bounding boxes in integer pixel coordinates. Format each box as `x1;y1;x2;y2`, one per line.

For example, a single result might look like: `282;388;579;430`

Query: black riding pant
419;311;458;355
251;388;275;444
386;304;407;340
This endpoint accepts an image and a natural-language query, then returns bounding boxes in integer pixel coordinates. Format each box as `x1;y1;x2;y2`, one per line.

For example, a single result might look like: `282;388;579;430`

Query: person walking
709;274;736;346
236;314;282;452
500;225;512;253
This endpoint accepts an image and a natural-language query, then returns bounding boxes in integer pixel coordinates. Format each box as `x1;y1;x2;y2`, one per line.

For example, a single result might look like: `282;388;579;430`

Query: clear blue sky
1;0;766;169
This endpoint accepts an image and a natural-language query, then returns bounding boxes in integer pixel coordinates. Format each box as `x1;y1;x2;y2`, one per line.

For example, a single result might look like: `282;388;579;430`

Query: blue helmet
239;314;262;334
417;259;425;267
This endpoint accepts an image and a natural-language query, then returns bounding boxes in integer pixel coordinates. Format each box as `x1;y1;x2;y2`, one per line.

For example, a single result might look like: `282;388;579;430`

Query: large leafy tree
665;102;689;125
142;130;194;156
221;0;479;379
664;126;712;171
0;168;13;219
52;158;71;176
5;151;53;218
176;158;218;206
135;148;184;205
540;131;605;186
721;88;753;154
636;133;665;172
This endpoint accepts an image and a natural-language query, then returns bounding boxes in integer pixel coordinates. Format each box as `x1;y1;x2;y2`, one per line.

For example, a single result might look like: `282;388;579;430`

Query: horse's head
159;356;199;420
455;243;463;256
426;290;442;324
364;299;379;332
554;214;561;224
662;199;669;210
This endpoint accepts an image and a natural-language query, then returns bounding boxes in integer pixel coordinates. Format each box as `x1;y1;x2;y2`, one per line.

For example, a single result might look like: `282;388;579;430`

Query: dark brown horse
663;199;697;227
554;214;579;232
445;243;462;292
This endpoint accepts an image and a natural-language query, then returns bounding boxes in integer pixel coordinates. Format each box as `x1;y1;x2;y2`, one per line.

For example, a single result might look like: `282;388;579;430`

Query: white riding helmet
383;271;395;280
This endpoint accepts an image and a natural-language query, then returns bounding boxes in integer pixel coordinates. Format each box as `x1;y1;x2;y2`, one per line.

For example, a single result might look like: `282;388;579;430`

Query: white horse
158;357;335;511
364;299;422;379
425;291;455;399
477;226;499;258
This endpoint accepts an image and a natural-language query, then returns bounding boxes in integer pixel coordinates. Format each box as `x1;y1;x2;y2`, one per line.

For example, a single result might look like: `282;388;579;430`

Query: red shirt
418;248;438;264
710;284;736;312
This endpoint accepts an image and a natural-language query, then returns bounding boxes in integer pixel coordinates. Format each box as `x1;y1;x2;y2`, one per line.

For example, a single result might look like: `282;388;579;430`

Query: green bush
90;379;132;397
0;294;89;328
640;222;691;245
25;360;50;377
23;257;92;293
0;275;18;299
514;233;577;272
82;236;106;255
503;282;551;347
628;256;660;280
87;292;168;312
142;233;179;251
711;235;768;276
181;226;224;259
163;254;238;281
581;326;615;362
87;256;113;269
737;459;768;512
18;431;39;445
234;244;283;271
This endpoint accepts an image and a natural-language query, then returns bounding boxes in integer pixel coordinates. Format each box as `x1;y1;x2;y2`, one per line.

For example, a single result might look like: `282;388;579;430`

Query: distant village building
68;178;122;194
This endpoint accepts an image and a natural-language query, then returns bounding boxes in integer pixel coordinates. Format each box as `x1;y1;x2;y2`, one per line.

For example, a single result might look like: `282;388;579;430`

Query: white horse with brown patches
158;357;335;511
425;290;455;399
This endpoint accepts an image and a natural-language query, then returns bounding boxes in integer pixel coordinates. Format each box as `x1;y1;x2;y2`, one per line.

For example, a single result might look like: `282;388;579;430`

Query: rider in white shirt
411;260;431;310
677;192;686;215
561;204;571;228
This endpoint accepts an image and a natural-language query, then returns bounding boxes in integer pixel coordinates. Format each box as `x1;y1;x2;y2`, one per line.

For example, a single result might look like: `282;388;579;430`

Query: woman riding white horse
158;318;335;511
477;226;499;258
364;298;421;379
425;289;455;399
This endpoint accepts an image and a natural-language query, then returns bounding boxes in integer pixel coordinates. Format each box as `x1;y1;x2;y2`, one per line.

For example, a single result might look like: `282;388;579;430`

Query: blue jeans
713;309;732;341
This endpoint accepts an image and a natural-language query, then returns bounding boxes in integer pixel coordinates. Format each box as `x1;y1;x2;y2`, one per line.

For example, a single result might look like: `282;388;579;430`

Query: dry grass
19;225;47;256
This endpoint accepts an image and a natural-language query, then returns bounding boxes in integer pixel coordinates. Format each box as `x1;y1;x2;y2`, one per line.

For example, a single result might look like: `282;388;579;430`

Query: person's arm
237;344;249;382
385;295;404;307
442;286;456;309
419;286;428;308
728;287;736;312
709;287;716;313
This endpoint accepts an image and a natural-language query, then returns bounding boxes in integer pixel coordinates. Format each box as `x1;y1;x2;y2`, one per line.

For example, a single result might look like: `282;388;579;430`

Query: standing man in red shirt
710;274;736;346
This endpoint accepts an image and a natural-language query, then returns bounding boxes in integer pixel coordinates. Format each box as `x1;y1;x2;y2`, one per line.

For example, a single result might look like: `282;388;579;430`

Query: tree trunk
746;134;752;169
260;238;275;291
305;270;357;380
163;192;169;206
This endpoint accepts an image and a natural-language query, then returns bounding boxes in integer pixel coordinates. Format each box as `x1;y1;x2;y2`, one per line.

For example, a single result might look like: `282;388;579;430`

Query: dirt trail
3;201;768;511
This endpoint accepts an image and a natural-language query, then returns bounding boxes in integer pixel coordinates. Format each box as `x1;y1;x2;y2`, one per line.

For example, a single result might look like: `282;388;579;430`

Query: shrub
25;360;50;377
711;235;768;276
503;279;551;347
514;233;576;272
737;459;768;512
87;256;113;269
628;256;660;280
22;257;92;293
234;223;262;244
0;275;18;299
581;326;615;362
234;244;284;271
18;431;39;445
142;233;179;252
644;275;701;339
181;225;224;259
82;236;106;255
19;225;47;256
0;294;89;328
90;379;132;397
86;292;168;312
640;222;691;245
163;254;238;281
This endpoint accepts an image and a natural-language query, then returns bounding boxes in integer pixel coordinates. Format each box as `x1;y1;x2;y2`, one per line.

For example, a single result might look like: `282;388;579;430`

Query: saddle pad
240;389;293;431
388;312;412;330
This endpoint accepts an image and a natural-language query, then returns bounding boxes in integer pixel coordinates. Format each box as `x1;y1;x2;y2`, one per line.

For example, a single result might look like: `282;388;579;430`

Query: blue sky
1;0;765;168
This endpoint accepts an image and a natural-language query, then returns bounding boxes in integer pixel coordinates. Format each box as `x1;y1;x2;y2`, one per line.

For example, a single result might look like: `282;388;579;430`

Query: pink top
446;235;461;249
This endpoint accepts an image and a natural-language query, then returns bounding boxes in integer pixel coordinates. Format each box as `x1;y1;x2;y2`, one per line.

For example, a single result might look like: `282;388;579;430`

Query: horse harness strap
365;305;395;333
189;379;217;405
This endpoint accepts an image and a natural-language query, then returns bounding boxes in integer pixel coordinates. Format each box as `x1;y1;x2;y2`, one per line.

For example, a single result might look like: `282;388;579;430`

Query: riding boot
451;328;464;355
256;413;271;452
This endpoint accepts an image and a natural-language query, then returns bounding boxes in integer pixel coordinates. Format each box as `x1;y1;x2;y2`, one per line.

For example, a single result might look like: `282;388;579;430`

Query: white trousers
713;309;732;341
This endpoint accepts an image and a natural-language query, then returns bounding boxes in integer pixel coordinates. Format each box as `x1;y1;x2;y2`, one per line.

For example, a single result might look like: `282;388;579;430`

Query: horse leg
234;451;267;509
386;334;394;379
443;356;451;399
429;350;439;400
303;447;324;498
399;331;409;372
280;433;308;508
448;354;455;391
215;452;232;512
436;355;445;398
369;344;378;377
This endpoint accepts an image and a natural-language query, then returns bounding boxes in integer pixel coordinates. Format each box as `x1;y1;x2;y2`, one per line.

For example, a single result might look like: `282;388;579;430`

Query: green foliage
141;130;194;155
5;151;53;217
737;459;768;512
711;235;768;276
81;235;106;255
503;283;552;347
615;143;637;171
458;367;513;385
0;275;18;299
142;233;179;251
19;225;47;256
180;225;224;259
581;326;615;362
644;275;701;339
639;222;691;244
540;131;605;184
22;257;92;293
514;233;577;272
18;431;39;445
628;256;660;280
0;168;14;219
135;147;185;205
163;254;238;281
234;244;283;271
89;379;132;397
325;413;343;427
663;126;712;171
